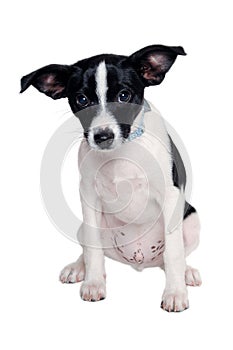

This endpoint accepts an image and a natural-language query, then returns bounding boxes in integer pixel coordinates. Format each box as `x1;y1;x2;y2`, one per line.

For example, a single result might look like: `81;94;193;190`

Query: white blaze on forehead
95;61;108;108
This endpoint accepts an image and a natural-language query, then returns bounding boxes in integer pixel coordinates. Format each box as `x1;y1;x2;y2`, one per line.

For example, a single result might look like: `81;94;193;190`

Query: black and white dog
21;45;201;312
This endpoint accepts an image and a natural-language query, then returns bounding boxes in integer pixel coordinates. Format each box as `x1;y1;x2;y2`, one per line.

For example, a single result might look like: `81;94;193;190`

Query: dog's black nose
94;128;114;149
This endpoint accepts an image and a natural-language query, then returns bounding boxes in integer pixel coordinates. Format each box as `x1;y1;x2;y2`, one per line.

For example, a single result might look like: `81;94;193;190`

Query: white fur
61;101;200;309
95;61;108;109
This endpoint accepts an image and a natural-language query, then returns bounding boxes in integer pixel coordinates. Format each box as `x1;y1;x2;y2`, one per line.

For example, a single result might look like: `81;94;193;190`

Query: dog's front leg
81;246;106;302
79;189;106;302
161;186;188;312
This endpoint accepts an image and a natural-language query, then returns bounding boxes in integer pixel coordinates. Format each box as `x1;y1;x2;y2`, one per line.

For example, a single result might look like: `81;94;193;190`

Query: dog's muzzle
94;127;114;149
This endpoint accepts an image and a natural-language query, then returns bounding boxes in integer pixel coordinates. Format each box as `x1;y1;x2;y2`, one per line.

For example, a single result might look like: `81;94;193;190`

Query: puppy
21;45;201;312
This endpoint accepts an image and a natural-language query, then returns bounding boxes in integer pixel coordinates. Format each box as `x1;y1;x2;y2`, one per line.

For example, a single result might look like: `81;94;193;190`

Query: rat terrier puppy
21;45;201;312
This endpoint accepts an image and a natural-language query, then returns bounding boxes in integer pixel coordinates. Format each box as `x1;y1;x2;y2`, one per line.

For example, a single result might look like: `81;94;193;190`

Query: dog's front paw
80;279;106;302
161;288;189;312
59;258;85;283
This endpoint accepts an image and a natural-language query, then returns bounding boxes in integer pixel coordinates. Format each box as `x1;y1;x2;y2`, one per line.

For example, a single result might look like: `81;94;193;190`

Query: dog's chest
94;157;158;224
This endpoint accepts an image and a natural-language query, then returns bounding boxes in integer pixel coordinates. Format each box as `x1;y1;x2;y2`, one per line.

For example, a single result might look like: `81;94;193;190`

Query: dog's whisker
62;110;73;116
64;130;84;139
55;110;74;120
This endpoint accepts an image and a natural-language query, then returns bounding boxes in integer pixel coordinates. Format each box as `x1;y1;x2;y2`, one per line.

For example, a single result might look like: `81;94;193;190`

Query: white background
1;0;233;349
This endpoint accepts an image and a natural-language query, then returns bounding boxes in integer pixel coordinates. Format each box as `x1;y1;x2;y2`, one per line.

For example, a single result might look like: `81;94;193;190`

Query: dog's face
21;45;186;150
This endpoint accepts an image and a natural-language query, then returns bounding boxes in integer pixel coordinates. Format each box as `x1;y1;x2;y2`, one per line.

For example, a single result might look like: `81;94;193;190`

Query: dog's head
21;45;186;150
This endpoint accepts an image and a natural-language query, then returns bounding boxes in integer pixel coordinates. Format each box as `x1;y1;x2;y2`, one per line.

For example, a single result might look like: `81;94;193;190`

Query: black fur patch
168;134;186;189
168;134;196;219
184;201;196;219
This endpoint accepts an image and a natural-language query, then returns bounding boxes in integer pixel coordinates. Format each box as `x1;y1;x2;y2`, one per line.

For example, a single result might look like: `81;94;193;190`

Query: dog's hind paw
185;265;202;286
59;255;85;283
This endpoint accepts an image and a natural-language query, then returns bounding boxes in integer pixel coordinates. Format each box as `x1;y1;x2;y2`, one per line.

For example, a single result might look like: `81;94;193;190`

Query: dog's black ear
129;45;186;86
20;64;73;99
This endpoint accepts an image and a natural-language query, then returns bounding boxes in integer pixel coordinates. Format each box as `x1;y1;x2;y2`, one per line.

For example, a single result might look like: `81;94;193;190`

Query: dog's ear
20;64;74;99
129;45;186;86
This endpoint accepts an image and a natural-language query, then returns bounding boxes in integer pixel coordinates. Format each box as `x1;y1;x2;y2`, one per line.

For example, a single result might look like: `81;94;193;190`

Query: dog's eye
76;94;89;107
118;90;131;103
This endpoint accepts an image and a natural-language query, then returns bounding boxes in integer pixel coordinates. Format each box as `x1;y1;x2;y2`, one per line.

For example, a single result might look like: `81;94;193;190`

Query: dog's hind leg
160;211;202;287
59;254;85;283
183;209;200;256
185;265;202;286
183;211;202;286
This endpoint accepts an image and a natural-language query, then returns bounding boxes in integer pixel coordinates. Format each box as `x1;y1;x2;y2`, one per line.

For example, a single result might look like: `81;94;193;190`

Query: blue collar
127;100;150;142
